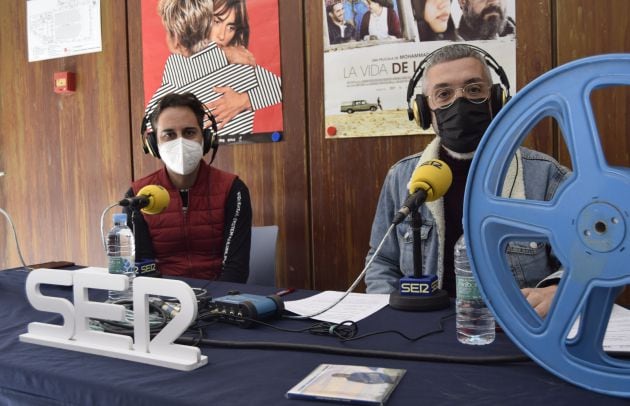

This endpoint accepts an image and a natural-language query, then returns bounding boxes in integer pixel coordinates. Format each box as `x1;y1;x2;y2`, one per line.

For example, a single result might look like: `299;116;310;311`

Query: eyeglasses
428;82;490;109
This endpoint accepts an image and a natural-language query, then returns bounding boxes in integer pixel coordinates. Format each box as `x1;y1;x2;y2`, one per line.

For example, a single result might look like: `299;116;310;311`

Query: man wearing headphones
365;44;568;317
126;92;252;282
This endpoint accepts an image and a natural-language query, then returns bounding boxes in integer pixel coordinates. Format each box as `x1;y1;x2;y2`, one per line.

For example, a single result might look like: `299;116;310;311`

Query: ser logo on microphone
421;160;443;170
400;278;438;296
134;259;159;277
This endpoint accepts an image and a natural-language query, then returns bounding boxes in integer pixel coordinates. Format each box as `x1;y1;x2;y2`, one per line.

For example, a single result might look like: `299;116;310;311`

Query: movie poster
323;0;516;139
141;0;283;144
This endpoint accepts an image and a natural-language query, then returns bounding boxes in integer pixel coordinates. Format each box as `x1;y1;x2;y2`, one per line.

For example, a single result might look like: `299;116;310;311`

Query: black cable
308;320;358;340
96;299;169;336
239;318;322;333
211;311;450;344
189;309;360;339
238;318;359;339
188;317;220;332
174;336;530;365
192;306;448;344
341;313;454;343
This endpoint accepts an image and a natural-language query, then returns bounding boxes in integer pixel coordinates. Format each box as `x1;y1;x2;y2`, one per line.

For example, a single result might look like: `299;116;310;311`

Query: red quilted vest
132;163;236;279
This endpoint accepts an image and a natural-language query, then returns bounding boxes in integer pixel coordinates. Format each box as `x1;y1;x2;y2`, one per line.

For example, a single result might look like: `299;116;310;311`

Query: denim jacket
365;138;570;294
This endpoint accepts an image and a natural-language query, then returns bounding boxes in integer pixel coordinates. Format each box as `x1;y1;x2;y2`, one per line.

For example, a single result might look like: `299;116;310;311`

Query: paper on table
568;304;630;353
284;291;390;323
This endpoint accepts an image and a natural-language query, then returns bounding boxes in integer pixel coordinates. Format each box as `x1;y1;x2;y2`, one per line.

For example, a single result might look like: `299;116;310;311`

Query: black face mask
434;98;492;153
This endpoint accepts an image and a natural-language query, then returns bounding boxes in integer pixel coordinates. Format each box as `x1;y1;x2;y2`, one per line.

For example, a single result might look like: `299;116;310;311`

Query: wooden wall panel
555;0;630;167
555;0;630;304
515;0;554;155
127;0;310;289
0;1;132;270
306;0;430;291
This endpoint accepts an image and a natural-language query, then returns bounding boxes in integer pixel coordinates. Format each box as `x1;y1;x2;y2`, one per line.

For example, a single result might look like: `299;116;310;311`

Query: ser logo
401;282;430;294
400;279;438;296
420;160;443;170
137;262;156;275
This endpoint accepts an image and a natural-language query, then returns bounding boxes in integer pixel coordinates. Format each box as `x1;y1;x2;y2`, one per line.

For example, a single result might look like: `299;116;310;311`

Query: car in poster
340;99;378;114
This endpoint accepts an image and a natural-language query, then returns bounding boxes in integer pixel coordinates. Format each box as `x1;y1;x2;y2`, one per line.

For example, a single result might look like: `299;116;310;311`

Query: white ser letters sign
19;267;207;371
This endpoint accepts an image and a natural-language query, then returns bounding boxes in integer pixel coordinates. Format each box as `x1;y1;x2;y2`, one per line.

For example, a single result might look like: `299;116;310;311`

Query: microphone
118;185;170;215
389;159;452;312
392;159;452;225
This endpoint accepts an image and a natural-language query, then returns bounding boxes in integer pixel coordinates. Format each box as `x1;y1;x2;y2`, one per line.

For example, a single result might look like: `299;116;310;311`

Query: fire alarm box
54;72;76;94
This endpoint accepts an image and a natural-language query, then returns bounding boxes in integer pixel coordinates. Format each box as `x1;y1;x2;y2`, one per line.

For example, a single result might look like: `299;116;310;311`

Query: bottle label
456;275;482;300
109;257;134;274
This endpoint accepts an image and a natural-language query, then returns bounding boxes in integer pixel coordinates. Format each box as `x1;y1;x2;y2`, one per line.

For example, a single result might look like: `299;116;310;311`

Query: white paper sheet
284;291;390;324
27;0;102;62
568;304;630;353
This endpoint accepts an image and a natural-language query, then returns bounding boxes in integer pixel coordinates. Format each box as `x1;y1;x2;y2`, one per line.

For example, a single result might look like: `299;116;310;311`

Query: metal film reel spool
464;54;630;397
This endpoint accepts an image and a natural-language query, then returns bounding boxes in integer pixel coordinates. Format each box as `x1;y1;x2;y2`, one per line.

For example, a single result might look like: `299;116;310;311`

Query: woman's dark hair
213;0;250;48
412;0;458;42
370;0;394;8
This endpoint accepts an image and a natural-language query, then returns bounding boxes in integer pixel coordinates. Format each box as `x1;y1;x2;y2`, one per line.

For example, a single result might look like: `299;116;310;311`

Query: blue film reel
464;54;630;397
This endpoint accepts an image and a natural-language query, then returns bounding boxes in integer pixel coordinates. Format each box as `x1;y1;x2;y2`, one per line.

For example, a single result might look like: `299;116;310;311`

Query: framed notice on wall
323;0;516;139
26;0;102;62
141;0;284;144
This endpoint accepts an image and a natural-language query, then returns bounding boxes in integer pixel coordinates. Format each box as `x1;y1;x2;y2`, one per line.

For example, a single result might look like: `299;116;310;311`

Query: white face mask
158;138;204;175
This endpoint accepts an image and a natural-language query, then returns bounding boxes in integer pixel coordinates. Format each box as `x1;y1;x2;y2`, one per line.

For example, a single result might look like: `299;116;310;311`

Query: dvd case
286;364;406;405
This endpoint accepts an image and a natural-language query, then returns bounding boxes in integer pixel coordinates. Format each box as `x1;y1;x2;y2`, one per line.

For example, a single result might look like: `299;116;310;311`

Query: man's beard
464;4;506;39
333;14;345;24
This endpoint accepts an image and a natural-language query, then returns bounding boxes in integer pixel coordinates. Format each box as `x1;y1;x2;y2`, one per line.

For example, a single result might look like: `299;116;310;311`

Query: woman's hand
206;87;252;130
222;46;256;66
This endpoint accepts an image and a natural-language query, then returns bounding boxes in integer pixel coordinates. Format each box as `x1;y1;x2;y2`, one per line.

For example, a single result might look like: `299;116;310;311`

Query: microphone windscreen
138;185;170;215
408;159;453;202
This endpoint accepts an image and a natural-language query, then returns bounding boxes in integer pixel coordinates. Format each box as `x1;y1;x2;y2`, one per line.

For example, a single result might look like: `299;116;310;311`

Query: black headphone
140;98;220;163
406;44;512;130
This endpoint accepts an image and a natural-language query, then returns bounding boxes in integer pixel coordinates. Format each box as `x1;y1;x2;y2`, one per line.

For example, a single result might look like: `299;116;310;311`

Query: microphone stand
389;210;450;311
411;211;423;278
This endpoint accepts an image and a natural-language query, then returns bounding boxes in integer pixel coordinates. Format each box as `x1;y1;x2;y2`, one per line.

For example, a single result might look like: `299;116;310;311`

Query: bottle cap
113;213;127;224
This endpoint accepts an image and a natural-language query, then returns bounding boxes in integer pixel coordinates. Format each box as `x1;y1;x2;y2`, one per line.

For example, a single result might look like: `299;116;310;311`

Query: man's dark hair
421;44;492;93
150;92;206;132
326;0;342;13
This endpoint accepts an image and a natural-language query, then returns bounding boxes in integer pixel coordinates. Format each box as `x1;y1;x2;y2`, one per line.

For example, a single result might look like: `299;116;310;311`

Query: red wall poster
141;0;284;144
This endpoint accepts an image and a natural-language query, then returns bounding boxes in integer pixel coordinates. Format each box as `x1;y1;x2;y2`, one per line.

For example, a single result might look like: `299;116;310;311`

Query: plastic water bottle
107;213;135;302
454;234;495;345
